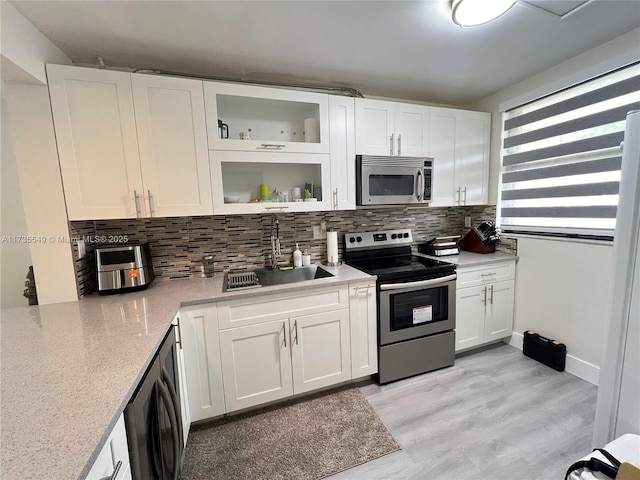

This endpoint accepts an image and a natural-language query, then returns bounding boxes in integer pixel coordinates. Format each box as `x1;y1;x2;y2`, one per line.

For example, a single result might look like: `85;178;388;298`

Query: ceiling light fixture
451;0;517;27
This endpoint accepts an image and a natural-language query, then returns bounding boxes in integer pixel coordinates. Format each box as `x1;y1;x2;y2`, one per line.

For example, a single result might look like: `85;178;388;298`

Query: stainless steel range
343;229;456;384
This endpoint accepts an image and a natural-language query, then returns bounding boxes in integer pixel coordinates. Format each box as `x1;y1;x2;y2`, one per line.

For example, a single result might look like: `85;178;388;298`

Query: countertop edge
414;251;519;268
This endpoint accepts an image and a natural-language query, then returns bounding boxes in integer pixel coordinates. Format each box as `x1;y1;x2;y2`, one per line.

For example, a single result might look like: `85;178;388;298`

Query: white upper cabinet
47;65;143;220
209;150;332;214
204;82;330;154
328;96;356;210
429;107;490;206
355;99;429;157
47;65;212;220
131;74;212;217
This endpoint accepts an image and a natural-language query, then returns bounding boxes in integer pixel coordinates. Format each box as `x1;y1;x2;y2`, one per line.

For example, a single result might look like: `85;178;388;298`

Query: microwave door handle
416;169;424;202
379;274;457;291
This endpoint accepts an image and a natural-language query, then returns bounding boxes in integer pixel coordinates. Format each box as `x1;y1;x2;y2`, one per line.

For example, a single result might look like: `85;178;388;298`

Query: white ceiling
9;0;640;106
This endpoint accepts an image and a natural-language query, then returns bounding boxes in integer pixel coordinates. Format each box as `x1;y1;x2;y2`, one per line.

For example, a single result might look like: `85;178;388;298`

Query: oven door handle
379;274;457;291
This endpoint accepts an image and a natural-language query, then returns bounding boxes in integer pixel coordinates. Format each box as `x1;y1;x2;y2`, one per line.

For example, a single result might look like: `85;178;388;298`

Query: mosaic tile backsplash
70;205;514;296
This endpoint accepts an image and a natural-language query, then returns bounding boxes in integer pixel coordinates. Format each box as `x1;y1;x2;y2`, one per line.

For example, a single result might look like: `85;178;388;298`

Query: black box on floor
523;330;566;372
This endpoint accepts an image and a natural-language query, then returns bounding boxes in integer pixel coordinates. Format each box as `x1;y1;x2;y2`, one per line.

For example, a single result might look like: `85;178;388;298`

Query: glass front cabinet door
204;82;330;154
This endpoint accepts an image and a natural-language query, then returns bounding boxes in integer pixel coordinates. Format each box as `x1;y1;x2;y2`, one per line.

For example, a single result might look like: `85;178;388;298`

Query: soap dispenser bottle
293;243;303;267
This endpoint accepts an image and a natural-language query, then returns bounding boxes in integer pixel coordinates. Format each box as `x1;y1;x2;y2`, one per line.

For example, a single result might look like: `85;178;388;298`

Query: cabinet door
47;64;143;220
210;150;332;214
355;98;395;155
291;310;351;394
329;96;356;210
219;320;294;412
173;316;191;446
455;285;486;351
349;283;378;378
180;306;226;421
86;414;131;480
393;103;430;157
454;111;490;206
204;82;329;153
484;280;515;342
429;107;457;206
132;74;213;217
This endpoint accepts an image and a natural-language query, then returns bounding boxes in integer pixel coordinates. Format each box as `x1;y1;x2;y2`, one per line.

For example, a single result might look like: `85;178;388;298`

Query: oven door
378;274;456;345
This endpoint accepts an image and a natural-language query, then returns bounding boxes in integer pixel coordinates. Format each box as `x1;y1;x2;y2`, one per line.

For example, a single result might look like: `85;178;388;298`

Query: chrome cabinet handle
489;285;494;305
175;318;182;350
333;188;338;210
99;460;122;480
282;322;287;347
390;133;394;156
397;133;402;156
482;286;487;305
148;190;155;217
294;319;299;345
264;206;289;211
463;187;467;205
455;187;461;205
134;190;141;218
258;144;285;149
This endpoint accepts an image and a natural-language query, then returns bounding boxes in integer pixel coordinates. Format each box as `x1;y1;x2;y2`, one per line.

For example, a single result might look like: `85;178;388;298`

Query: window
499;63;640;239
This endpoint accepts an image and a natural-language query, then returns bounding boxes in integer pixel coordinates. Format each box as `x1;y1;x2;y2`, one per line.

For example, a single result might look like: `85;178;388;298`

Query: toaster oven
96;243;154;294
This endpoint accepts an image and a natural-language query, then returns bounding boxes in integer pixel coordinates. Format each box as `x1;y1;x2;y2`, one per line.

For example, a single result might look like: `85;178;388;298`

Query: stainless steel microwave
356;155;433;206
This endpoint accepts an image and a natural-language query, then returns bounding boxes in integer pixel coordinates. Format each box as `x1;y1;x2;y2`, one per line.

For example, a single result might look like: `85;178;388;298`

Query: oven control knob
349;237;356;243
403;232;409;238
391;234;397;239
356;236;362;242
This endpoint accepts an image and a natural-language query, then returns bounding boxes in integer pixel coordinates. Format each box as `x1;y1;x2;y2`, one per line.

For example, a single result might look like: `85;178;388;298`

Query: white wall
2;83;79;304
509;238;613;383
471;28;640;385
1;3;77;305
1;92;33;308
0;1;70;84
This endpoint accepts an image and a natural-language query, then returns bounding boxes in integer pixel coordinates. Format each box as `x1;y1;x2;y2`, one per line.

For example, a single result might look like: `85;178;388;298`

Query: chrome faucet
270;215;281;269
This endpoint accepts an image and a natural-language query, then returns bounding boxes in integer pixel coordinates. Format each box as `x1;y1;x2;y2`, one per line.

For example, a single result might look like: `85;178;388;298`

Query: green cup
260;184;270;201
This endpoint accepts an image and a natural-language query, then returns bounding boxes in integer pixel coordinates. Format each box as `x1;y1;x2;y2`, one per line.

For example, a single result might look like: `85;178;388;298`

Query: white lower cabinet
290;309;351;394
181;280;377;418
349;282;378;377
180;305;226;422
219;319;294;412
455;261;516;352
173;315;191;446
86;414;131;480
220;309;351;412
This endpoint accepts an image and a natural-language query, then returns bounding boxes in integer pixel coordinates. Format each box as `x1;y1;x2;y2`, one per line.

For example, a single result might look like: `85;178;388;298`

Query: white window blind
499;63;640;239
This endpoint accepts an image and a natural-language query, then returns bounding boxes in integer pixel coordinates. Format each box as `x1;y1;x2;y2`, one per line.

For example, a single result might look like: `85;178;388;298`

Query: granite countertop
0;264;373;480
414;250;518;268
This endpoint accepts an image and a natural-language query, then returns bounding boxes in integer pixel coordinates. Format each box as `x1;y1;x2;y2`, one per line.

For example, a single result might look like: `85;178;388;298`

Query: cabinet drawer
457;261;515;288
217;285;349;329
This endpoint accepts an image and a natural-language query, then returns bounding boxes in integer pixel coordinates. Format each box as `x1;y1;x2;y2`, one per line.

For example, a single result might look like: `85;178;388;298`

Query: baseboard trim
506;332;600;386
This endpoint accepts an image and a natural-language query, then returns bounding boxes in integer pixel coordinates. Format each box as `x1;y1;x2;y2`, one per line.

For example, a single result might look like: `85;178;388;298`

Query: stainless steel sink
224;265;335;291
255;265;334;287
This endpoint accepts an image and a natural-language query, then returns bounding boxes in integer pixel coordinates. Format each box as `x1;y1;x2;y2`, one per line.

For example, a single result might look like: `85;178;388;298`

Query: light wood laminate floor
328;344;597;480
